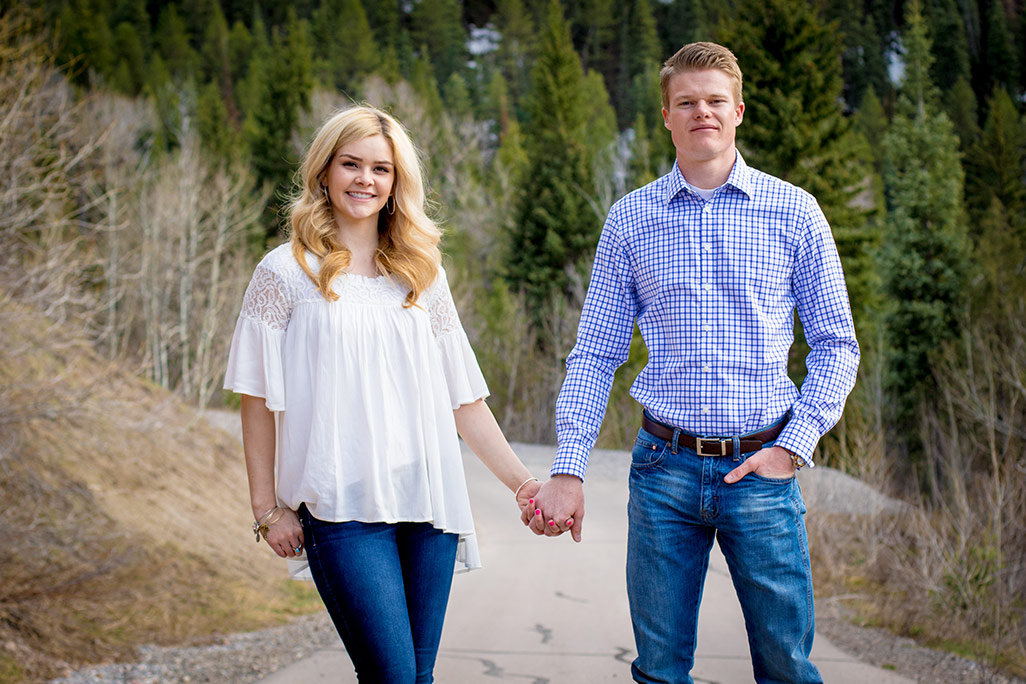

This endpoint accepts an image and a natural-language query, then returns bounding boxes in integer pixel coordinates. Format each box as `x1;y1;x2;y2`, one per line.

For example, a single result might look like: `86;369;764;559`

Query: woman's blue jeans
298;505;458;684
626;426;822;684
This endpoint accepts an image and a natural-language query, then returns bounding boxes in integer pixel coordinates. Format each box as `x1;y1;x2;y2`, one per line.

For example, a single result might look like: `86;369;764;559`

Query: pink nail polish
535;509;541;516
548;520;555;527
529;499;534;505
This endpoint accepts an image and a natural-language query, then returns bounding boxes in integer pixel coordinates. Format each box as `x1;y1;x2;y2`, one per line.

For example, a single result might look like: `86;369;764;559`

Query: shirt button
703;243;712;253
703;324;712;332
702;282;712;292
701;406;711;415
702;365;711;373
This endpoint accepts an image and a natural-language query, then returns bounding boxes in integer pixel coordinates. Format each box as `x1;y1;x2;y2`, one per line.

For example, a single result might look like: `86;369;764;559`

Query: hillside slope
0;297;316;683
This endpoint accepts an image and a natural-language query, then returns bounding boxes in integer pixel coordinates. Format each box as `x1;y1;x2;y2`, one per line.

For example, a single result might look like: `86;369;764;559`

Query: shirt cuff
775;419;820;468
551;443;589;481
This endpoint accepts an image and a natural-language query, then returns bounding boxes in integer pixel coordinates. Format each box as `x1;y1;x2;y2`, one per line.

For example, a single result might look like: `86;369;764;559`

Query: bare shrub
810;311;1026;678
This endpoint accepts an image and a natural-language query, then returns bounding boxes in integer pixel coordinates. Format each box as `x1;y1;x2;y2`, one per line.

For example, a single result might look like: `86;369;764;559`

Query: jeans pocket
631;432;667;469
746;471;796;484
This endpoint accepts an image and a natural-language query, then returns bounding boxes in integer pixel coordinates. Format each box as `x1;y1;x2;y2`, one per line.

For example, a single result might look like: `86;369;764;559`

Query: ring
293;545;303;553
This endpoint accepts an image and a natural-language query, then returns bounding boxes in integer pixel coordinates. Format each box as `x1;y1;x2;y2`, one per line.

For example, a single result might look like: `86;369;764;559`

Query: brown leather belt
641;412;787;456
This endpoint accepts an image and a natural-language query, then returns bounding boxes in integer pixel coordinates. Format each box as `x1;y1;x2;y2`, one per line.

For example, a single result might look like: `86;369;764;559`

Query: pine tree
655;0;710;54
111;21;146;94
506;0;598;309
944;77;981;155
410;46;445;118
618;0;661;127
495;0;535;113
826;0;891;108
443;72;472;117
155;4;196;82
719;0;876;326
57;0;114;87
964;87;1026;233
196;80;236;160
113;0;151;52
568;0;617;74
924;0;971;94
411;0;467;86
227;20;252;86
243;11;313;240
880;0;970;432
983;0;1020;96
311;0;377;93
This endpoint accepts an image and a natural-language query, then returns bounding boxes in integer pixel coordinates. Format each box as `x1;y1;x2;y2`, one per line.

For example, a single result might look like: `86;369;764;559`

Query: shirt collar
662;150;754;205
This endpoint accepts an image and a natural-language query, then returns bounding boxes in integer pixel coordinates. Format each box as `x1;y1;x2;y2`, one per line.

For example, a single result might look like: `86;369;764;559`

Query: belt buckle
695;437;729;456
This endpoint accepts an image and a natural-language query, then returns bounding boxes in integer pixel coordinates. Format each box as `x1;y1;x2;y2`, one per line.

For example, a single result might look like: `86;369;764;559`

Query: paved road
257;443;912;684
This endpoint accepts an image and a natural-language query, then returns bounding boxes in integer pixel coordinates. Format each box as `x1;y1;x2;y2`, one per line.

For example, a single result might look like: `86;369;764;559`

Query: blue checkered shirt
553;153;860;480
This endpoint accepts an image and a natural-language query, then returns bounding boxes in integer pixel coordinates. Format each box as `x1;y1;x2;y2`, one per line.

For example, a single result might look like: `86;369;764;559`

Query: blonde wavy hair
287;105;441;307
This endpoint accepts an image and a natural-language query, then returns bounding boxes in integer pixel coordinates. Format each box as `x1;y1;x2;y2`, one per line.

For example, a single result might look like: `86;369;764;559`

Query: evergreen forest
2;0;1026;678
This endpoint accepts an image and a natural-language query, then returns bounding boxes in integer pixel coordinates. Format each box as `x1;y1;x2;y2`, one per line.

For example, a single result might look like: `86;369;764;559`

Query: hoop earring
386;196;395;215
321;185;331;205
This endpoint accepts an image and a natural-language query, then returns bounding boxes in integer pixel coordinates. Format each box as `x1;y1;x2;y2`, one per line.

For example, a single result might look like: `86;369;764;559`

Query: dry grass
0;297;319;683
808;333;1026;680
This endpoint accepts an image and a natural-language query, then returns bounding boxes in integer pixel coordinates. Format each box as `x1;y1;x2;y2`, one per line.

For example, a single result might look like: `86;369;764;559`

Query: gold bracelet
791;453;807;470
514;477;538;502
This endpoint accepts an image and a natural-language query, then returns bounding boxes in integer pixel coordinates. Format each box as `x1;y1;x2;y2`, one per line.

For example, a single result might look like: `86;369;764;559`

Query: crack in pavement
554;590;588;603
532;623;553;644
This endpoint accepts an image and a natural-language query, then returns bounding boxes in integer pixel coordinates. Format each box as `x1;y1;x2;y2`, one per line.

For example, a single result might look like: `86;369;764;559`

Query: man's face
661;69;744;170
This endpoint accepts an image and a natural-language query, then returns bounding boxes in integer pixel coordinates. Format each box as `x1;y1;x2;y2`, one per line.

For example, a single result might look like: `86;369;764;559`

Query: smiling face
661;69;744;177
323;134;395;229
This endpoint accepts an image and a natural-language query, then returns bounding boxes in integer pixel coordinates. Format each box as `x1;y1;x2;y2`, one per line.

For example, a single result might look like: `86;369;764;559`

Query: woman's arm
240;394;303;558
453;398;541;509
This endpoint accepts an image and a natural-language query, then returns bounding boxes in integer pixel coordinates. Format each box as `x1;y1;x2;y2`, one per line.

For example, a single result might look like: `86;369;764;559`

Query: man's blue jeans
626;426;822;684
299;505;458;683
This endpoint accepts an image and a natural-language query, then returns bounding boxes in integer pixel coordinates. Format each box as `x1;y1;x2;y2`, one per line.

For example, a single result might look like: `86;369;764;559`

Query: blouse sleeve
424;268;490;409
223;263;292;411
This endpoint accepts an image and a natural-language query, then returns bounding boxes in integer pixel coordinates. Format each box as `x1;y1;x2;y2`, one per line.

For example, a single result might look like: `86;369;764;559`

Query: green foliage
56;0;114;86
567;0;617;74
880;1;970;432
506;0;600;310
196;81;236;160
827;0;891;108
155;4;197;81
719;0;876;329
411;0;467;86
924;0;971;93
198;2;230;87
854;87;888;173
242;11;313;239
495;0;536;112
111;21;146;95
983;0;1020;97
311;0;377;93
944;77;981;155
965;87;1026;232
618;0;661;126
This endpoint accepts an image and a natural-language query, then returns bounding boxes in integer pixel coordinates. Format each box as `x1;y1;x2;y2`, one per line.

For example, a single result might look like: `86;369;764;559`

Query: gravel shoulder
50;413;1024;684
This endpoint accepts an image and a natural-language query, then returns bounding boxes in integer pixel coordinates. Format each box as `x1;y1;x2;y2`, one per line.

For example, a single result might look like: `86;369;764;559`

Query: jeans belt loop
670;427;681;455
731;435;742;462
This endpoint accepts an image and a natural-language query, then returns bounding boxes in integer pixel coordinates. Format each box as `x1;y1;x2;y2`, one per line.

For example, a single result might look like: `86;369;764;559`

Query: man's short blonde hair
660;42;743;109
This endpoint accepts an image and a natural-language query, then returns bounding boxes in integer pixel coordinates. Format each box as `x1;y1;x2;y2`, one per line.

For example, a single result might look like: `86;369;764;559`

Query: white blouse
224;244;489;574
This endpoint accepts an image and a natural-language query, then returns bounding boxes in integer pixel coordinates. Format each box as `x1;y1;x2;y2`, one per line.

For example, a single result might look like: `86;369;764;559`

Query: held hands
520;474;584;543
723;445;796;483
255;506;305;558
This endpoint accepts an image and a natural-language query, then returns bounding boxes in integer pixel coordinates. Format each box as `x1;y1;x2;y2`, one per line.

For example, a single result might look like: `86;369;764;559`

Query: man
525;42;860;683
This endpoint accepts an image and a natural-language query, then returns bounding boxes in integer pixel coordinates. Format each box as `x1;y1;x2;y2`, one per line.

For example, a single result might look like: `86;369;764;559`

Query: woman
224;105;542;683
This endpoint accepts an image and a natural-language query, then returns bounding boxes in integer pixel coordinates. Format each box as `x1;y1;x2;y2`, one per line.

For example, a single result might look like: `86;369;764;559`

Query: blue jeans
626;425;821;684
298;505;458;683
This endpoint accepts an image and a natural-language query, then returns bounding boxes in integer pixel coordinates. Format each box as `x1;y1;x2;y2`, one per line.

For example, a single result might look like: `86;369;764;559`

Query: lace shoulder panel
421;267;462;338
239;261;294;331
